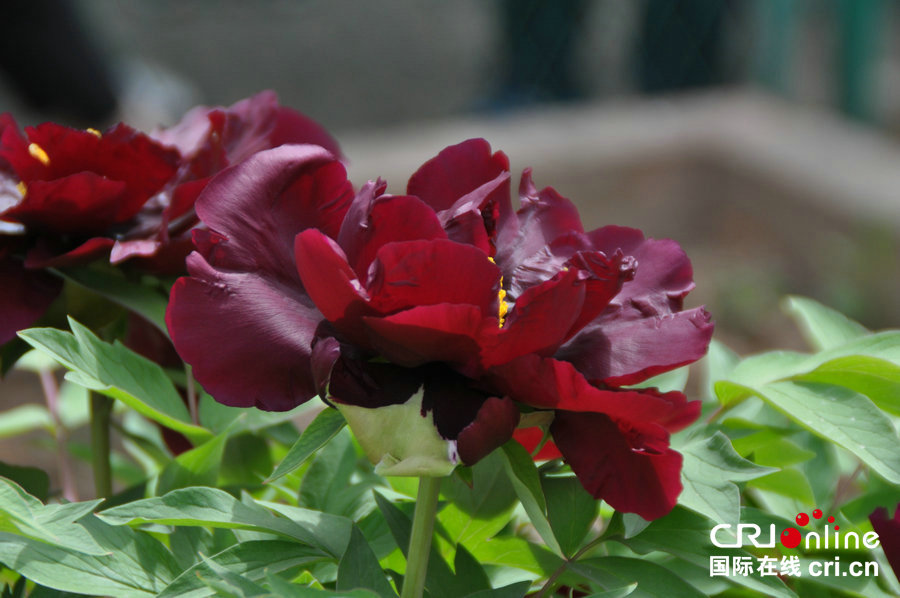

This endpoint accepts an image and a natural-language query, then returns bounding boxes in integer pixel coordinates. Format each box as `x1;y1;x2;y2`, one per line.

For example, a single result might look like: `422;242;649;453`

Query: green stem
90;393;113;498
400;476;442;598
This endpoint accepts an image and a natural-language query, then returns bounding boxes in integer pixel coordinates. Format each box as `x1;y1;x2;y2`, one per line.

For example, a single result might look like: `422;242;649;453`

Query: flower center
86;128;102;138
28;143;50;166
488;257;509;327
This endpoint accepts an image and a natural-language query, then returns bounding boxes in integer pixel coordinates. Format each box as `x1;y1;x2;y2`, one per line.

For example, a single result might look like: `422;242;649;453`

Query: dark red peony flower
166;139;713;519
870;504;900;579
0;91;340;347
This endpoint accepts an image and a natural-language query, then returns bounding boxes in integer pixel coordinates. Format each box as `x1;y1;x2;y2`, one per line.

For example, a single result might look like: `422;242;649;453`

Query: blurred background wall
1;0;899;348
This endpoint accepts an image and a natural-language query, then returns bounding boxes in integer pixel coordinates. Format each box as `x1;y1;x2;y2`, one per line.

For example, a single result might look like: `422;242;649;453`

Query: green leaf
372;492;465;598
54;265;169;335
625;365;689;393
155;431;228;494
542;475;597;556
619;507;797;598
18;320;211;444
678;432;776;526
256;500;353;558
0;478;106;556
219;433;272;487
196;557;269;598
337;525;397;598
796;355;900;415
466;535;563;577
453;543;491;594
745;381;900;483
731;431;816;467
581;585;638;598
461;581;532;598
500;440;562;555
569;557;705;598
267;572;382;598
157;540;326;598
0;463;49;501
438;451;517;547
747;469;816;504
783;295;868;351
98;487;343;557
267;408;346;482
0;405;53;438
702;340;740;401
717;352;810;403
0;515;180;597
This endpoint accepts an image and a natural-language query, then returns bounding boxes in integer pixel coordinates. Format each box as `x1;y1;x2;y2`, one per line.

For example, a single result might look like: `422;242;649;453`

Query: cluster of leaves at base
2;296;900;597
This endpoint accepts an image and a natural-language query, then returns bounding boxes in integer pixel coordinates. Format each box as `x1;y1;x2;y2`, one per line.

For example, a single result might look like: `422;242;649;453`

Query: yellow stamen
488;256;509;328
28;143;50;166
86;128;102;138
16;182;26;197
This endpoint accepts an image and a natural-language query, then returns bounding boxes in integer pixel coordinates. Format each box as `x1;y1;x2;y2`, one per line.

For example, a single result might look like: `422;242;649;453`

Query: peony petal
5;174;127;233
294;229;375;347
24;237;115;269
557;307;714;386
166;252;322;411
552;411;683;520
455;396;519;465
363;303;486;371
367;239;499;315
407;138;510;213
496;170;585;296
488;353;700;431
870;506;900;579
513;427;562;460
481;268;584;368
435;170;511;255
0;255;62;344
337;184;446;279
194;144;350;284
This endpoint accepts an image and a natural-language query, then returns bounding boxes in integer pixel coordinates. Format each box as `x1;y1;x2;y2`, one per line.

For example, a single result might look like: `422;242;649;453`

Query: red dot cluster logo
780;509;837;548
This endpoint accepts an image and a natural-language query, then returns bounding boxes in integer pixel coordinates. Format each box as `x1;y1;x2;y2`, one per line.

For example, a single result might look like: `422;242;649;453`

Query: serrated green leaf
372;492;464;598
619;507;797;598
195;557;269;598
98;487;341;557
747;469;816;504
0;478;106;556
155;431;228;494
337;526;397;598
267;408;345;483
18;320;211;444
796;355;900;415
0;515;180;597
542;475;597;556
54;266;169;335
744;381;900;483
158;540;326;598
678;432;777;526
500;441;562;555
731;431;816;467
439;451;516;547
255;500;353;558
569;557;705;598
0;463;49;501
267;572;382;598
783;296;868;351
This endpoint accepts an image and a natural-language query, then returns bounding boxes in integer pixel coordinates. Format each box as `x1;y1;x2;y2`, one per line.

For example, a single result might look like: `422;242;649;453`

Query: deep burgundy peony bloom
166;139;713;519
870;505;900;579
0;91;340;346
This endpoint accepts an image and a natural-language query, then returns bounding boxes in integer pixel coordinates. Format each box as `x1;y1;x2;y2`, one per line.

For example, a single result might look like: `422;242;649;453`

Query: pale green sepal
334;386;458;477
